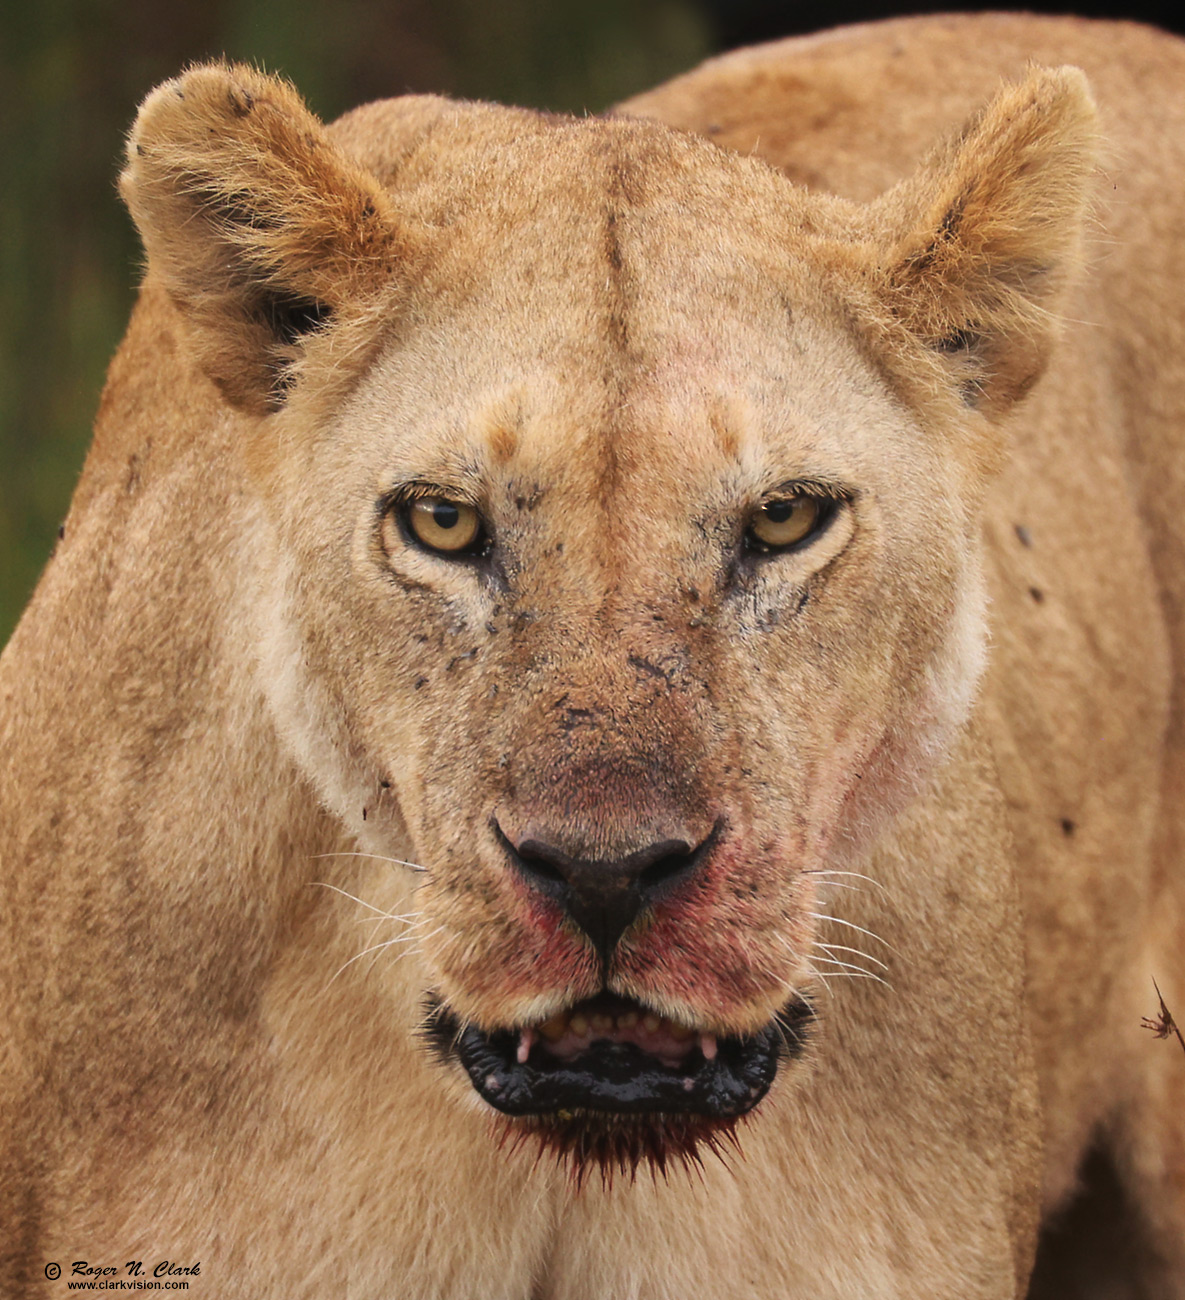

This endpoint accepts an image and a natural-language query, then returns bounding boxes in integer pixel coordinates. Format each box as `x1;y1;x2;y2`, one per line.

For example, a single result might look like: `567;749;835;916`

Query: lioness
2;12;1183;1298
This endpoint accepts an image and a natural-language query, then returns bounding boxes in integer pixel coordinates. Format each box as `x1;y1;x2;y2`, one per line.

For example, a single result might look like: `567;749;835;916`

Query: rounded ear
863;67;1098;420
120;63;408;415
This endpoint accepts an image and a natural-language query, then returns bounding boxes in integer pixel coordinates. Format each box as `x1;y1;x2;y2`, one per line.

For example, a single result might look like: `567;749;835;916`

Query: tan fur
2;15;1183;1297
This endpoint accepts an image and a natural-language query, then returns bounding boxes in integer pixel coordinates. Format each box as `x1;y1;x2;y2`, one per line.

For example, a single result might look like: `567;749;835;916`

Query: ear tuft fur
121;63;404;413
867;67;1098;419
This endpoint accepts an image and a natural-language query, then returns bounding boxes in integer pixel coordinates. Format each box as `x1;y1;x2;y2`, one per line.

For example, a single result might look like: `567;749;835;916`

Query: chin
423;991;815;1183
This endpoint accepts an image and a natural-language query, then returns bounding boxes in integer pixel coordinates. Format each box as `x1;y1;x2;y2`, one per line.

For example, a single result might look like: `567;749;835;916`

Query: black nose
498;823;717;961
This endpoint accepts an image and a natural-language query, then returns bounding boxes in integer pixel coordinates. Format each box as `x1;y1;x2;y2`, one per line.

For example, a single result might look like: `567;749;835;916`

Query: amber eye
747;495;827;551
404;497;483;554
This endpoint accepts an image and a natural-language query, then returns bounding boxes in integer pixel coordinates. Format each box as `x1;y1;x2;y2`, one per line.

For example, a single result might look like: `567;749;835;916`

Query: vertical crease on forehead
597;139;641;515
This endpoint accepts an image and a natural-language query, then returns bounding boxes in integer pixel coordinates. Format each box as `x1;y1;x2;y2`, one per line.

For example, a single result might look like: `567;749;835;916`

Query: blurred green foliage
0;0;715;647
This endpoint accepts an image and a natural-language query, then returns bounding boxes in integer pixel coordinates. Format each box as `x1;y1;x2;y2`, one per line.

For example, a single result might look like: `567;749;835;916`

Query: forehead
377;108;843;353
339;111;902;497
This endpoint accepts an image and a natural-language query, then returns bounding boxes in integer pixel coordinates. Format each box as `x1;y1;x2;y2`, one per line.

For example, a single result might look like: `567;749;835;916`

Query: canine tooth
538;1013;567;1042
700;1032;718;1061
570;1013;590;1037
516;1028;536;1064
642;1013;661;1034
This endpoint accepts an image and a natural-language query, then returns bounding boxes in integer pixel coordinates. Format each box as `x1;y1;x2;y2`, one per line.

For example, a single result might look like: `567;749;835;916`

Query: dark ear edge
120;63;404;414
863;66;1099;421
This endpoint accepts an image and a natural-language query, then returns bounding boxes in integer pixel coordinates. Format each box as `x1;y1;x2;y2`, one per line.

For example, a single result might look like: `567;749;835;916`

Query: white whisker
802;869;888;895
804;962;885;985
312;880;419;919
815;951;888;977
800;963;841;996
322;925;444;991
351;912;422;925
311;851;428;874
789;934;894;991
810;954;891;985
325;940;403;988
808;911;897;954
814;941;890;972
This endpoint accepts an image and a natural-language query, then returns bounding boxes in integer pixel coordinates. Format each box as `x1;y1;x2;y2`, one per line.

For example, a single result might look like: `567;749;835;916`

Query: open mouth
424;990;813;1122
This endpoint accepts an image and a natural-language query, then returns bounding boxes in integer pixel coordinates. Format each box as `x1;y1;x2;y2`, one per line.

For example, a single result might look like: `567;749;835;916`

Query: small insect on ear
864;67;1098;421
120;63;408;414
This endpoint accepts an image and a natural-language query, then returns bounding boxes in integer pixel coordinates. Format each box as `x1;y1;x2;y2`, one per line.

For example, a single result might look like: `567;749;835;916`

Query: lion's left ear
120;63;408;415
863;67;1098;420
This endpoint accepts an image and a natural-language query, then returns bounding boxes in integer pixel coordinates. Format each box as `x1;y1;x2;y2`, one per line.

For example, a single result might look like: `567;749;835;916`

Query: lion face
249;126;985;1172
120;66;1093;1175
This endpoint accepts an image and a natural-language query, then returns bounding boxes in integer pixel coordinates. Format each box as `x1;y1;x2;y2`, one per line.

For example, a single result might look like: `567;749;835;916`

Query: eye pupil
764;501;794;523
395;496;484;557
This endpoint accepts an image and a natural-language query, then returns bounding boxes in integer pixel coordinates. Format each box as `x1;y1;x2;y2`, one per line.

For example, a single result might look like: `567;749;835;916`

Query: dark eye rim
742;485;847;558
379;487;493;562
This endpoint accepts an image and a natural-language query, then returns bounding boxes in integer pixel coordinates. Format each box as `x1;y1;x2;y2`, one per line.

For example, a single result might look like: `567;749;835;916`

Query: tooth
516;1028;535;1064
570;1013;590;1037
642;1013;661;1034
700;1032;718;1061
590;1012;613;1034
669;1022;693;1042
618;1011;639;1029
539;1013;567;1042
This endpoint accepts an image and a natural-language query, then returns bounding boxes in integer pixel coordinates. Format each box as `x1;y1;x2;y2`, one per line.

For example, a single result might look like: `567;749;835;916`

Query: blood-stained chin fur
501;1111;748;1187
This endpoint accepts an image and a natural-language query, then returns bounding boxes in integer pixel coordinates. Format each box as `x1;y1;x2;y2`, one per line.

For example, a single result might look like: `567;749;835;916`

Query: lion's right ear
860;67;1098;424
121;63;405;415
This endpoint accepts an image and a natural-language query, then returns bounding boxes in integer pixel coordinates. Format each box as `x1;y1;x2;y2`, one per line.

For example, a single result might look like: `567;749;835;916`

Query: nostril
494;825;572;890
512;838;573;892
636;842;700;896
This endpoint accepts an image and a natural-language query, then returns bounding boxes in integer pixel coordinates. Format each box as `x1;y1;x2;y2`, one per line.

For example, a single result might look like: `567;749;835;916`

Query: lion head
119;63;1094;1178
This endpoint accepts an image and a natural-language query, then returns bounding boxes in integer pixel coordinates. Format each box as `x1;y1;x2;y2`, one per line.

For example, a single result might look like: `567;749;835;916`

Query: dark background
1;0;1177;645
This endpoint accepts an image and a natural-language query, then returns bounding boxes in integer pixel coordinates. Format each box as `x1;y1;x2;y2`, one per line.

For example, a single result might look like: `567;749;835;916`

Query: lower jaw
423;993;814;1179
